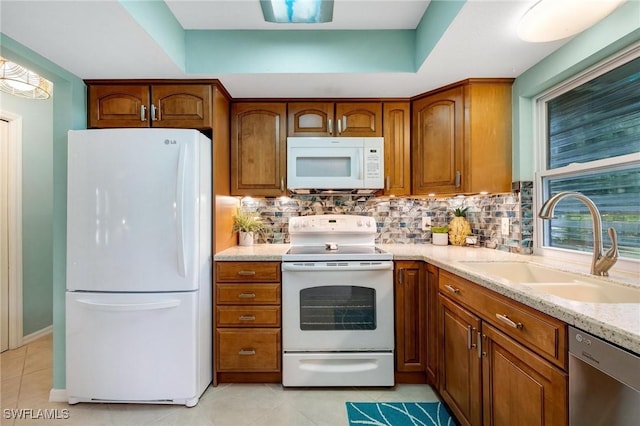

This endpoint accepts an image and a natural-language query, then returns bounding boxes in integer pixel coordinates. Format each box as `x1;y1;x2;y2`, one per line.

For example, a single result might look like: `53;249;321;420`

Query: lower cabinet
438;270;568;426
214;261;282;384
394;261;427;383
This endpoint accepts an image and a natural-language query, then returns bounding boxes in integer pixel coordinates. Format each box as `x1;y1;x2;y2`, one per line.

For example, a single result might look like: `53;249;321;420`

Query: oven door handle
282;262;393;272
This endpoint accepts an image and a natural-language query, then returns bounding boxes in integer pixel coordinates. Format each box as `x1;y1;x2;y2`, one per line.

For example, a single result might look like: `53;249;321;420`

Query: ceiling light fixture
0;57;53;100
260;0;333;23
517;0;624;42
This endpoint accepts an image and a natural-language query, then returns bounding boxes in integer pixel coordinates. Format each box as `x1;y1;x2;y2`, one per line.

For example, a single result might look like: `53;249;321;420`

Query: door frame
1;110;24;350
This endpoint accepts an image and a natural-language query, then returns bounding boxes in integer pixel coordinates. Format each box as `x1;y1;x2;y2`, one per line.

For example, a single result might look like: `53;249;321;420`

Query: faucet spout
538;191;618;276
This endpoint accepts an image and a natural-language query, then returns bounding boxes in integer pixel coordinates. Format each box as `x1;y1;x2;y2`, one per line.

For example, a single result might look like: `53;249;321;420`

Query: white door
1;119;8;352
66;129;201;292
66;291;199;402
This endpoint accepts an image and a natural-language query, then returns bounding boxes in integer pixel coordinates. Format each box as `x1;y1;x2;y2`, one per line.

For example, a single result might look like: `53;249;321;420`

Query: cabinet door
383;102;411;195
412;86;464;194
425;263;439;387
287;102;334;136
439;294;482;426
87;85;150;128
151;84;212;129
336;102;382;136
482;323;568;426
394;261;426;374
231;103;287;196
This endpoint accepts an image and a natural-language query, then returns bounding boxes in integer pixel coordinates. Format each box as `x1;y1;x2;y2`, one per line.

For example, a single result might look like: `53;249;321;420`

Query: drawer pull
444;285;460;294
238;315;256;321
238;349;256;356
496;313;523;329
238;293;256;299
237;270;256;276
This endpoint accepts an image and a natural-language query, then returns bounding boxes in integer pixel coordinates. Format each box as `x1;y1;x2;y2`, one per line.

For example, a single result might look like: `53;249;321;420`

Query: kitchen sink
460;261;640;303
526;282;640;303
460;261;583;283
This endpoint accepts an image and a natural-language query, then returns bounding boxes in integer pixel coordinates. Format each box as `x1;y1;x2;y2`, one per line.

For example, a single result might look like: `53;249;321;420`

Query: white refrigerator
65;128;212;407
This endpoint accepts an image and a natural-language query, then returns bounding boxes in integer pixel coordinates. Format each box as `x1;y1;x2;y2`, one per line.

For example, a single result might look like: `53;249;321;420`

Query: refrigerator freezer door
66;291;207;405
67;129;203;292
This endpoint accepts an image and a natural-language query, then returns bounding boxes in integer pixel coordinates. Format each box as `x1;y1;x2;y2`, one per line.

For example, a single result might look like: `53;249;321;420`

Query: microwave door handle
356;150;363;180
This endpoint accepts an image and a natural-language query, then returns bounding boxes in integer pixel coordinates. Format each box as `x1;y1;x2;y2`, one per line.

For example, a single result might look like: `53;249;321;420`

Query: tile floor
2;334;441;425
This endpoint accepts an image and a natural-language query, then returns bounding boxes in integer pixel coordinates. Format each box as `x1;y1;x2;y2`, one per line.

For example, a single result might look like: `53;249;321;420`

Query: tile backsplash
240;181;534;254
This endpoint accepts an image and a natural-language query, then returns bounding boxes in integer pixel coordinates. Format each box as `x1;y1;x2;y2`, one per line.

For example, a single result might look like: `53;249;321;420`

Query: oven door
282;261;394;352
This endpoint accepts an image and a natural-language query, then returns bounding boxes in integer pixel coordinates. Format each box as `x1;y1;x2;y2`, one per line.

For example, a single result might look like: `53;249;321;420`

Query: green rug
346;401;457;426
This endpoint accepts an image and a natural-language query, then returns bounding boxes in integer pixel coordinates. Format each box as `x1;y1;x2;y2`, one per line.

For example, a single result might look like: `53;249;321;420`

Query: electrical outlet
501;218;510;236
422;216;432;231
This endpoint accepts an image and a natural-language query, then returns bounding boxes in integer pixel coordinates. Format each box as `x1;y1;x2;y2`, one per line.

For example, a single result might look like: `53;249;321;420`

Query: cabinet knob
150;104;158;121
238;315;256;321
455;171;461;188
140;105;147;121
328;119;333;135
237;270;256;276
238;349;256;356
386;176;390;191
337;117;343;134
238;293;256;299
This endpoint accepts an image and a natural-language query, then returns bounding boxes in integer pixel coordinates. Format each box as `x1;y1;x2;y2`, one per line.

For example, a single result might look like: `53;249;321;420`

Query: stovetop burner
283;214;392;262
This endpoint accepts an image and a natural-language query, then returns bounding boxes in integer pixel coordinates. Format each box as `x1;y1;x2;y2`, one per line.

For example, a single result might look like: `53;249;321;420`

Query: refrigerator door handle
176;143;187;278
75;299;181;311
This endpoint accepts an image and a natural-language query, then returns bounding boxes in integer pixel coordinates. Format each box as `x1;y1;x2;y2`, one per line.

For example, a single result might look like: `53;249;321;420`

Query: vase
432;233;449;246
238;231;254;246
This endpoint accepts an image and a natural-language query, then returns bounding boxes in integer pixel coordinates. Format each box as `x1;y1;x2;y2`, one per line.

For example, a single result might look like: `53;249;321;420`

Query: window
536;45;640;264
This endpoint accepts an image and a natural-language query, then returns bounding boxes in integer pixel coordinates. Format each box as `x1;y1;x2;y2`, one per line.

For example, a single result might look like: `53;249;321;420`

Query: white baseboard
49;388;68;403
22;325;52;345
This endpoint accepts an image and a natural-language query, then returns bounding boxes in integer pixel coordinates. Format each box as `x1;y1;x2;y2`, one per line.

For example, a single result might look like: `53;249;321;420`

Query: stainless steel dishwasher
569;326;640;425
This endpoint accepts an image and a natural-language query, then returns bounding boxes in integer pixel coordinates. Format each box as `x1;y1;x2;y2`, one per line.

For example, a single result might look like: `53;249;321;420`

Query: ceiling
0;0;598;98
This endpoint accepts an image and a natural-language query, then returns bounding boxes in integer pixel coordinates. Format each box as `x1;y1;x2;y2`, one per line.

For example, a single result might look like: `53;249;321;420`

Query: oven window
299;286;376;331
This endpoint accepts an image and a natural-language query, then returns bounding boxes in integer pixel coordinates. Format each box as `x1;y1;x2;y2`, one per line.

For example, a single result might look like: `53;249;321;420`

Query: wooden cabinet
438;270;568;426
287;102;382;136
231;103;287;196
382;102;411;195
412;79;513;195
214;261;282;384
394;261;427;382
87;82;212;129
425;263;439;387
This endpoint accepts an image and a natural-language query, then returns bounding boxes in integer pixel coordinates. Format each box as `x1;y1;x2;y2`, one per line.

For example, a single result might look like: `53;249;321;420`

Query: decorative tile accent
239;182;535;254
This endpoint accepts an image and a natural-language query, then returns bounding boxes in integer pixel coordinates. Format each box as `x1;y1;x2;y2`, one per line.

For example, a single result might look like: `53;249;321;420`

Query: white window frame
533;43;640;276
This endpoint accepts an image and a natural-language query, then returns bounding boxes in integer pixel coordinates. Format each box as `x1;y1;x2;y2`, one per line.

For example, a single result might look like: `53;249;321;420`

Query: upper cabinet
231;102;287;196
412;79;513;195
87;82;212;130
382;102;411;196
287;102;382;137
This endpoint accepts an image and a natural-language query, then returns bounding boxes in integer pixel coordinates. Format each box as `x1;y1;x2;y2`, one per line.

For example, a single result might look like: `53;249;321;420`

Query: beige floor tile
1;375;21;409
22;346;52;376
1;348;26;382
3;334;446;426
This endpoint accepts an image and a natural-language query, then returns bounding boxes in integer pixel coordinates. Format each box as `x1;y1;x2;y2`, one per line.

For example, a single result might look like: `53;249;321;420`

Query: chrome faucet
539;191;619;276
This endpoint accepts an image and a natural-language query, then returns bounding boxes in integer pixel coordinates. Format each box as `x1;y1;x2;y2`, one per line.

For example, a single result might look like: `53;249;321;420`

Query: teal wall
512;0;640;181
0;89;53;335
0;34;86;389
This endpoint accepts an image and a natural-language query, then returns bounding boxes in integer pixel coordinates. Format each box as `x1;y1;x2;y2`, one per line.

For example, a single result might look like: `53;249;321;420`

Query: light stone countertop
214;244;640;355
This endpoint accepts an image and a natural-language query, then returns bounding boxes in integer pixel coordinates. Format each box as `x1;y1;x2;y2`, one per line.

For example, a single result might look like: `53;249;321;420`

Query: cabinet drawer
217;329;281;371
216;283;281;305
439;270;567;368
217;306;281;327
216;262;281;282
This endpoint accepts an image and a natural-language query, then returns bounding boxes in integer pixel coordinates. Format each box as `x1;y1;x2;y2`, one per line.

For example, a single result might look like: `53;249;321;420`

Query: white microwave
287;137;384;190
